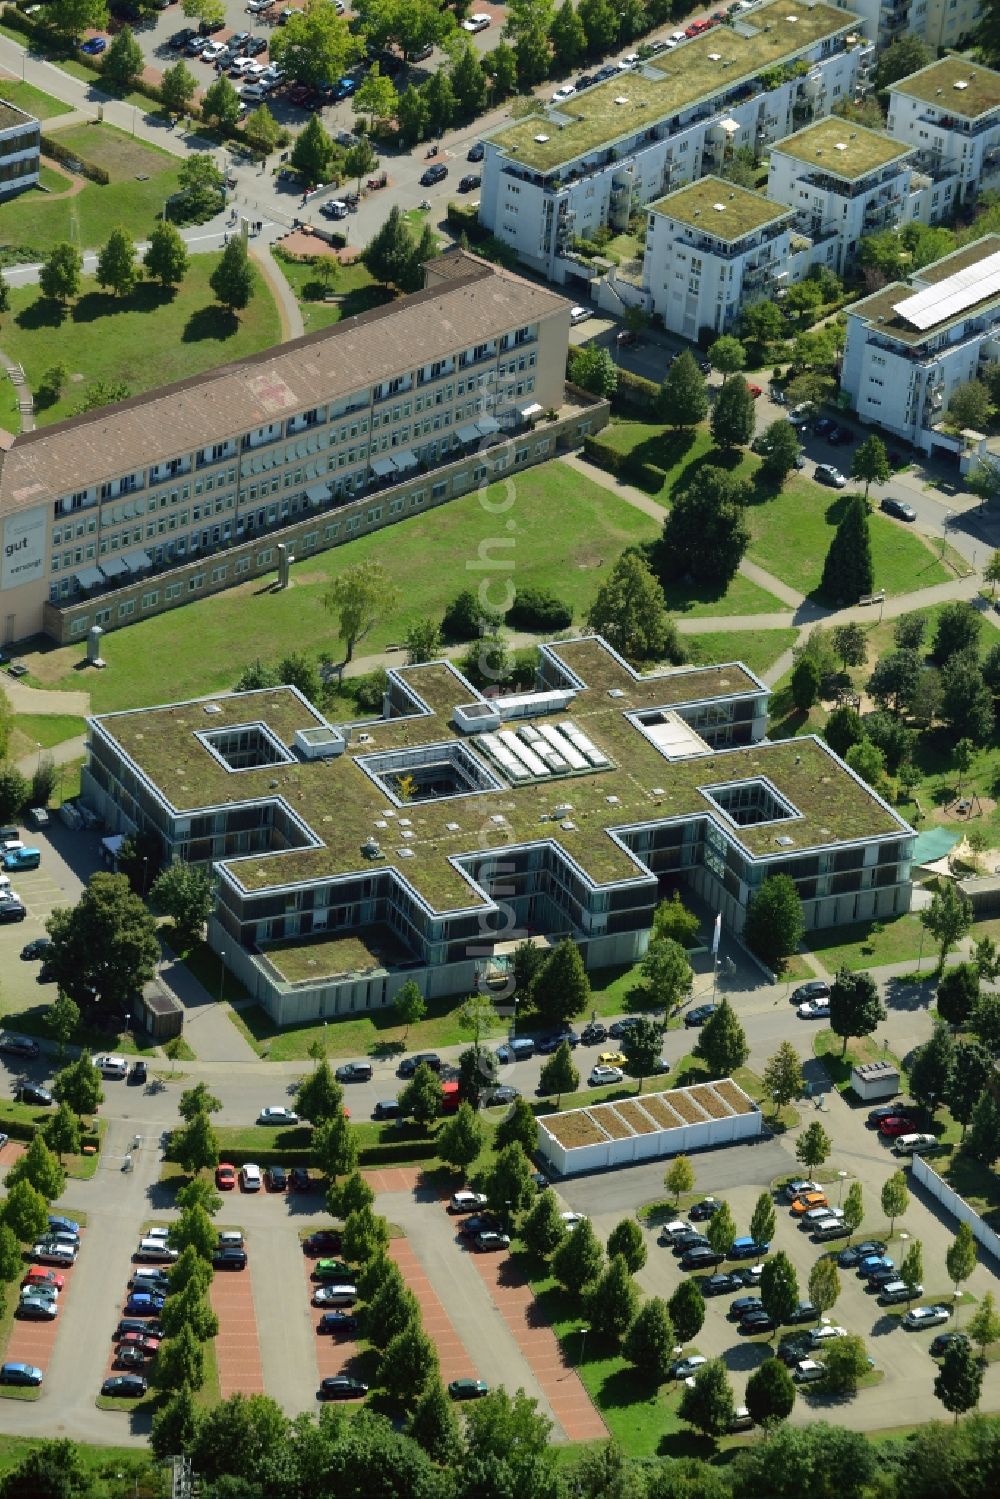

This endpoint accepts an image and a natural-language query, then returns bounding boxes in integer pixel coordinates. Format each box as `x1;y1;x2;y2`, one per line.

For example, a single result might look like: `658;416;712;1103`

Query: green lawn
685;627;796;678
24;459;660;712
661;572;788;619
5;256;282;427
814;1029;907;1096
0;372;19;435
272;251;394;333
597;422;714;499
805;913;927;973
0;80;72;121
8;713;86;759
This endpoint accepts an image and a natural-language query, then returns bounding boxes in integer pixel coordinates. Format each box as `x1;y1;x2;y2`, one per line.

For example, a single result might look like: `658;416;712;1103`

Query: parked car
729;1237;769;1260
867;1265;902;1288
786;1301;819;1325
740;1310;776;1334
475;1232;511;1252
797;998;830;1020
729;1296;763;1321
420;164;448;186
31;1242;75;1266
459;1214;502;1239
17;1296;57;1321
784;1178;821;1202
671;1354;707;1380
680;1247;724;1270
880;496;917;522
15;1083;53;1107
791;1192;828;1215
777;1334;814;1366
335;1062;373;1083
580;1022;607;1045
813;1218;850;1241
212;1246;247;1270
536;1029;579;1053
258;1106;298;1125
398;1053;441;1078
878;1116;917;1138
23;1268;63;1291
903;1304;952;1330
790;980;830;1007
467;142;484;161
303;1230;342;1256
589;1065;623;1085
894;1132;938;1155
216;1163;237;1190
838;1240;887;1268
0;1363;42;1386
317;1312;357;1335
793;1359;825;1384
129;1060;147;1085
702;1272;744;1296
858;1254;894;1278
449;1191;488;1215
114;1346;150;1370
124;1293;165;1317
19;939;50;962
102;1374;147;1398
482;1086;519;1106
810;1324;848;1345
169;27;197;47
290;1168;312;1192
931;1331;970;1358
0;901;26;923
867;1105;908;1127
552;84;576;102
240;1164;262;1192
880;1280;923;1305
814;464;847;488
672;1232;710;1255
689;1198;722;1221
313;1259;353;1281
318;1375;369;1399
81;37;107;54
685;1004;718;1028
449;1378;489;1399
265;1165;287;1192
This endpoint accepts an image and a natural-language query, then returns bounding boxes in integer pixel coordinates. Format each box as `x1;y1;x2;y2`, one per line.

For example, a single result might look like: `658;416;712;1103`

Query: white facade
842;235;1000;455
841;0;980;50
0;98;40;200
642;178;796;338
888;59;1000;209
478;2;871;286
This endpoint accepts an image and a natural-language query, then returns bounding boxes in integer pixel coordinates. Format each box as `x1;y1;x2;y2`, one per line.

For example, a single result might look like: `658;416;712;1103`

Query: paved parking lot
388;1239;472;1386
211;1255;265;1398
4;1245;80;1381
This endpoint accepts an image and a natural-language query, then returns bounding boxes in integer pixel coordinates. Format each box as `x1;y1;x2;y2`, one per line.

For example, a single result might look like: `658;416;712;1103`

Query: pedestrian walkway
250;243;304;342
0;347;34;434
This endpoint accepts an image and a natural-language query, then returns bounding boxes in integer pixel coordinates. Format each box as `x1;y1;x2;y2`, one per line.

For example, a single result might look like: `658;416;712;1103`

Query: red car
685;23;700;34
119;1331;161;1353
216;1162;237;1190
748;383;763;398
878;1116;916;1138
23;1268;64;1291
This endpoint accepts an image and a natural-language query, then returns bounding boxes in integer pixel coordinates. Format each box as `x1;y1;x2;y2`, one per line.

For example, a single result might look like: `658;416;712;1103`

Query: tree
450;43;487;118
621;1016;666;1094
850;433;890;499
151;861;213;947
711;375;756;450
934;601;982;665
39;242;82;305
946;1221;978;1302
7;1135;65;1203
868;649;921;716
177;1083;222;1125
244;105;281;156
808;1256;841;1319
821;495;874;604
177;153;224;218
658;465;752;587
823;1333;871;1395
421;67;456;135
644;935;692;1019
290;113;335;186
168;1244;213;1298
362;205;418;290
157;1322;205;1395
365;1274;420;1351
874;33;930;92
759;419;802;484
761;1251;799;1330
96;225;137;299
831;623;868;671
707;1200;737;1257
762;1042;804;1114
695;998;748;1078
741;298;785;356
210;237;254;316
202;72;242;129
142;219;189;295
379;1321;439;1407
51;1054;103;1117
45;871;158;1012
160;1281;218;1342
794;1122;831;1177
743;874;804;970
972;988;1000;1053
342;1205;390;1264
679;1359;736;1438
538;1042;579;1106
325;559;399;664
160;59;197;117
407;1379;462;1465
436;1101;486;1170
521;1191;568;1259
607;1218;646;1274
967;1091;1000;1164
45;992;80;1062
846;737;887;795
624;1296;674;1380
2;1179;49;1244
269;0;356;87
745;1356;796;1429
657;351;708;429
586;550;679;662
829;968;885;1058
495;1097;538;1156
578;0;617;53
392;979;426;1041
708;335;746;381
750;1191;777;1250
353;64;396;127
910;1022;956;1112
483;38;518;99
552;1216;604;1295
967;1289;1000;1358
843;1180;864;1237
483;1143;538;1220
531;937;591;1026
461;1387;553;1487
881;1169;909;1235
170;1205;217;1263
664;1154;695;1206
294;1059;344;1126
312;1112;358;1182
946;380;992;433
947;1043;994;1139
0;1439;97;1499
327;1168;373;1222
668;1278;705;1343
43;1101;81;1163
652;893;700;949
588;1254;639;1343
404;618;443;666
398;1062;443;1131
941;656;994;745
104;26;144;90
172;1110;220;1175
571;344;618;398
396;86;429;149
921;881;973;970
791;656;820;712
504;0;555;87
935;1338;983;1421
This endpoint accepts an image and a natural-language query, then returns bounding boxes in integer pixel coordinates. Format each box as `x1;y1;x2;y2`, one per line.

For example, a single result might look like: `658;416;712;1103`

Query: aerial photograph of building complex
1;0;1000;1494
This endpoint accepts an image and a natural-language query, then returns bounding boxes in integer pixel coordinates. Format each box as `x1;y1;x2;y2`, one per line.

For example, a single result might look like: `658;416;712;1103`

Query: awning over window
475;415;500;436
123;550;151;574
456;423;480;444
74;567;104;592
305;483;331;505
100;557;128;581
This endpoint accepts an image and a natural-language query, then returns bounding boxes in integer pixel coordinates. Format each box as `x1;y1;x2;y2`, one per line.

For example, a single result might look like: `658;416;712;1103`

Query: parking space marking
303;1258;362;1389
468;1251;607;1441
388;1239;474;1384
6;1253;79;1377
363;1166;425;1195
211;1267;265;1397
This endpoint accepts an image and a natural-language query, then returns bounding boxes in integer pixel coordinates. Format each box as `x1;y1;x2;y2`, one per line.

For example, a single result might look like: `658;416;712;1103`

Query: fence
911;1151;1000;1264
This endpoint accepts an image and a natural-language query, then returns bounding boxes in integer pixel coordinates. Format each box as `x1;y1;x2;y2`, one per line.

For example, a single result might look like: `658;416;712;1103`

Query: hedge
613;367;661;417
582;435;665;494
357;1140;437;1166
40;132;110;186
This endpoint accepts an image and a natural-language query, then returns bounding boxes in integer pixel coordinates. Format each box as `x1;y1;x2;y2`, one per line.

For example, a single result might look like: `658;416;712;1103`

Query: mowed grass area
7;711;87;761
5;256;282;426
0;372;19;435
685;627;796;678
25;460;661;711
0;78;72;120
0;123;184;259
273;252;394;333
805;912;928;973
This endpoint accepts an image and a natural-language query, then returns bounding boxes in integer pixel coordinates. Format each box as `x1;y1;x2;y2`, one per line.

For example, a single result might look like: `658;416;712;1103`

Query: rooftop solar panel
893;247;1000;329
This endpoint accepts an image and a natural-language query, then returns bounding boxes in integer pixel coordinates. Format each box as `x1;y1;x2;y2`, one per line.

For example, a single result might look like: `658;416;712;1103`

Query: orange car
791;1191;828;1215
215;1162;237;1191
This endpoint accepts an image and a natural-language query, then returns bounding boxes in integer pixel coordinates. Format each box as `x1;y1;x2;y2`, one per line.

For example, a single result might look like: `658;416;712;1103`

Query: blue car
124;1293;165;1316
336;77;356;97
729;1236;769;1260
81;37;107;54
858;1255;893;1278
48;1215;80;1238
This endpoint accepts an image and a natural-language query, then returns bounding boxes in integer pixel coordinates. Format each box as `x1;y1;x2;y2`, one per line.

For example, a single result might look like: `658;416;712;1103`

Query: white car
794;1359;825;1384
201;40;228;62
784;1178;821;1202
589;1064;623;1084
810;1324;848;1345
145;1226;171;1242
448;1190;488;1215
659;1219;692;1242
569;305;592;325
895;1133;938;1155
797;999;830;1019
242;83;270;102
246;0;274;11
560;1212;587;1231
258;1107;298;1125
552;84;576;103
903;1304;951;1330
230;56;257;76
801;1206;843;1226
462;13;491;31
669;30;686;43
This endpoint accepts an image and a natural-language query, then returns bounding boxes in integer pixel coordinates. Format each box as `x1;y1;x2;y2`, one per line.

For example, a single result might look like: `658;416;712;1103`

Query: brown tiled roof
0;252;570;513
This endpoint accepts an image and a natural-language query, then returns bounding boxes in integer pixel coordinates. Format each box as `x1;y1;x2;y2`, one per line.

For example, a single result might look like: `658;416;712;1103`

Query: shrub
40;134;110;187
506;588;572;631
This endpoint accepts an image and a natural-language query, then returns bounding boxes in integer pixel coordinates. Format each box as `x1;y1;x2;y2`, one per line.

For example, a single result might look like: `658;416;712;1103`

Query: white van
895;1133;937;1155
94;1054;128;1078
241;1163;262;1192
135;1238;179;1263
462;13;491;32
879;1279;922;1304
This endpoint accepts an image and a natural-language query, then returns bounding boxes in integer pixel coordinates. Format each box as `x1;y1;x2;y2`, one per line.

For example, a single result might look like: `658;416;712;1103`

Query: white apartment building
887;58;1000;209
478;0;872;287
842;0;979;52
642;177;796;338
841;235;1000;456
766;117;935;276
0;98;39;199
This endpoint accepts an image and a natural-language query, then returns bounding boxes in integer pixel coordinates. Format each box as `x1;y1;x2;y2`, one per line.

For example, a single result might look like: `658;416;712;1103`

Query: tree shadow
72;283;173;324
182;305;241;343
16;296;67;330
657;1428;717;1460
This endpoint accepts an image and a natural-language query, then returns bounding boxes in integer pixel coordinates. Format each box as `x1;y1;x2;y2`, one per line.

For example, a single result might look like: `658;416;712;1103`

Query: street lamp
219;950;226;1003
577;1323;589;1365
837;1170;848;1205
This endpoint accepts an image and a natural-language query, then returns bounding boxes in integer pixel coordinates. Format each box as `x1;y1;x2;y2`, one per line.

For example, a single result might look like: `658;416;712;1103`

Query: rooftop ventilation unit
362;837;383;860
534;133;550;143
614;96;629;104
203;703;222;715
398;847;414;858
954;80;968;90
553;803;573;818
608;688;625;698
294;725;346;760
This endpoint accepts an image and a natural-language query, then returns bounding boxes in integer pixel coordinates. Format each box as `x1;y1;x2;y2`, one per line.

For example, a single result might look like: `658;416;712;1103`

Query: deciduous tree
711;375;756;450
45;872;158;1012
621;1015;665;1093
881;1169;909;1235
96;225;137;298
552;1216;604;1295
160;59;197;117
202;73;242;129
313;1111;359;1181
531;937;591;1026
823;1332;870;1394
624;1296;674;1380
708;334;746;381
2;1179;50;1244
664;1154;694;1205
829;968;885;1056
104;26;144;90
967;1289;1000;1358
538;1042;579;1106
7;1135;64;1203
808;1256;840;1317
325;559;400;664
521;1191;567;1259
745;1356;795;1428
761;1251;799;1331
587;1254;639;1343
668;1277;705;1343
210;237;255;315
750;1191;776;1249
51;1054;103;1117
172;1111;220;1175
342;1205;390;1264
935;1338;983;1421
157;1323;205;1394
295;1059;344;1125
495;1097;537;1156
45;992;80;1062
269;0;357;88
392;979;426;1041
586;551;679;662
743;874;804;969
656;351;708;429
843;1180;864;1237
851;433;890;499
406;1378;462;1465
695;998;749;1078
607;1217;646;1274
762;1042;804;1114
399;1062;443;1130
795;1119;832;1171
679;1359;736;1438
945;1042;993;1139
43;1101;81;1162
484;1143;539;1220
707;1200;737;1256
143;219;189;293
436;1101;485;1170
910;1022;956;1112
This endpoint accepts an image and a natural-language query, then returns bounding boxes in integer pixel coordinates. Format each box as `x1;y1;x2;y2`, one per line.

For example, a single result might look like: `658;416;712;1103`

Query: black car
102;1374;147;1398
114;1346;148;1370
680;1247;724;1270
290;1167;312;1192
0;902;26;923
790;980;830;1007
813;417;834;437
837;1239;887;1269
575;73;593;88
266;1165;287;1191
245;35;267;54
0;1035;39;1058
740;1311;776;1334
318;1312;358;1335
867;1265;901;1287
482;1086;519;1106
372;1100;401;1120
398;1053;441;1078
129;1060;147;1085
15;1084;53;1107
867;1105;908;1127
420;164;448;186
212;1246;247;1270
608;1017;640;1039
580;1022;607;1045
536;1030;579;1053
671;1232;710;1255
303;1230;341;1256
778;1334;814;1366
20;938;51;961
458;174;481;192
689;1198;722;1222
459;1214;502;1239
786;1301;818;1325
930;1331;969;1358
880;496;917;522
702;1272;743;1297
730;1297;764;1321
169;26;197;47
336;1063;373;1083
116;1318;163;1340
684;1004;717;1028
318;1375;368;1400
827;424;854;446
466;142;484;162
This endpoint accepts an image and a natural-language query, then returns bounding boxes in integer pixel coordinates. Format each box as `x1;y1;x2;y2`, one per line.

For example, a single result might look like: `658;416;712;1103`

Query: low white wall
911;1152;1000;1262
